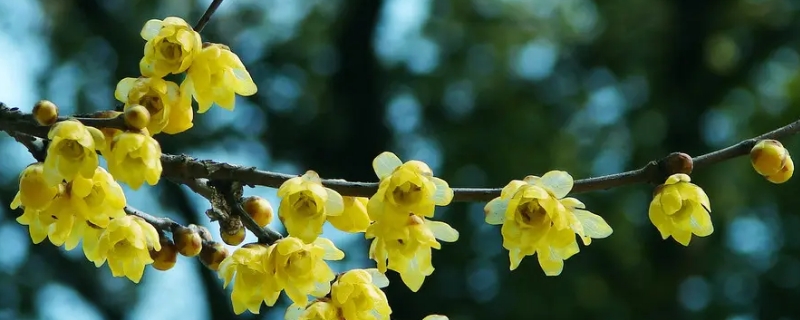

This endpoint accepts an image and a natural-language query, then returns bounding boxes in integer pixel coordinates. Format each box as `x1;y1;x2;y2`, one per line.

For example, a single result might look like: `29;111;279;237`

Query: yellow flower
114;77;194;135
648;173;713;246
42;120;103;186
139;17;202;78
181;43;257;113
68;167;127;228
91;215;161;283
264;237;345;306
218;244;276;315
14;192;74;246
327;197;371;233
106;131;162;190
484;171;612;274
12;163;61;210
277;171;344;243
366;215;458;292
750;139;788;177
331;268;392;320
286;301;341;320
368;152;453;222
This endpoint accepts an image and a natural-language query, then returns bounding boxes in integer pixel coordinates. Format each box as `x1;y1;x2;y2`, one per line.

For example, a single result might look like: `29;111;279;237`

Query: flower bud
150;235;178;271
174;224;203;257
124;105;151;130
220;225;246;246
766;155;794;184
199;241;229;271
751;139;788;176
242;196;273;228
33;100;58;126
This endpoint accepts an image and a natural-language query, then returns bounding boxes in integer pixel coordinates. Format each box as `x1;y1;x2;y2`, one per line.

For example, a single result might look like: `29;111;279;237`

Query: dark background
1;0;800;319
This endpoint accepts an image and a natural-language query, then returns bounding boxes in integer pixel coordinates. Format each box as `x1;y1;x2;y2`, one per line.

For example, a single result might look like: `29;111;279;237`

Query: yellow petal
538;170;574;199
427;178;452;207
573;209;613;239
313;237;345;260
483;198;507;225
373;152;403;180
426;220;459;243
140;19;163;40
324;188;344;216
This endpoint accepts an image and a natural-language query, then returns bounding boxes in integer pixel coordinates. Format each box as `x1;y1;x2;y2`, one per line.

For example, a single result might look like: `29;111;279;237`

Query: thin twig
194;0;224;32
2;102;800;203
125;206;181;231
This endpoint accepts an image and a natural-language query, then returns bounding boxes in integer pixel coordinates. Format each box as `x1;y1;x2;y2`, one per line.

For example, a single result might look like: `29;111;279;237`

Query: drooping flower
484;171;612;275
139;16;202;78
218;243;276;315
648;173;713;246
331;268;392;320
368;152;453;222
106;131;162;190
366;215;458;291
90;215;162;283
68;167;127;228
42;120;103;185
264;237;345;306
277;171;344;243
181;43;257;113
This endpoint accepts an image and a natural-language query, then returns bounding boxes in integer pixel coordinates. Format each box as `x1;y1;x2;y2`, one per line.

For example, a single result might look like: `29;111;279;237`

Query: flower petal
372;152;402;180
539;170;574;199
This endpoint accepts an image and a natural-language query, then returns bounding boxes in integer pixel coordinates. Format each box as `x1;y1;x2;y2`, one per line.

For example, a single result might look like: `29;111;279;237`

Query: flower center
291;191;318;216
516;199;546;227
158;41;182;62
84;185;106;207
140;93;164;116
392;182;423;206
59;140;84;160
285;251;312;275
113;239;136;256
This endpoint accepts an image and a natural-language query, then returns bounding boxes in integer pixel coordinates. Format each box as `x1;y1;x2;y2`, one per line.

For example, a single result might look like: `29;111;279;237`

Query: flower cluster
11;10;797;320
10;16;258;284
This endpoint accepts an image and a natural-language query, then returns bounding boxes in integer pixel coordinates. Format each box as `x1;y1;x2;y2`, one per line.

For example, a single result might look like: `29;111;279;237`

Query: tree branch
2;102;800;204
194;0;224;32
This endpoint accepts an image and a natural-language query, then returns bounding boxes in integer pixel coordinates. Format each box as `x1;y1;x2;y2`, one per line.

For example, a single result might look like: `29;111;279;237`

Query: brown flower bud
33;100;58;126
242;196;274;228
150;235;178;271
199;241;229;271
220;225;246;246
174;225;203;257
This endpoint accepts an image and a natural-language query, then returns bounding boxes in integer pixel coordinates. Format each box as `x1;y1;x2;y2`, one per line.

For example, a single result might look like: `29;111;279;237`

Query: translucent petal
573;209;613;239
140;19;163;40
366;268;390;288
539;170;574;199
431;177;453;206
324;188;344;216
372;152;403;180
114;78;138;103
500;180;526;199
313;237;345;260
560;197;585;209
423;315;450;320
284;304;305;320
483;198;507;225
426;220;459;242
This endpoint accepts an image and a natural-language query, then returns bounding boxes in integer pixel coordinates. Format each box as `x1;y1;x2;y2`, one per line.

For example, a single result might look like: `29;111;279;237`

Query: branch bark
2;102;800;203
